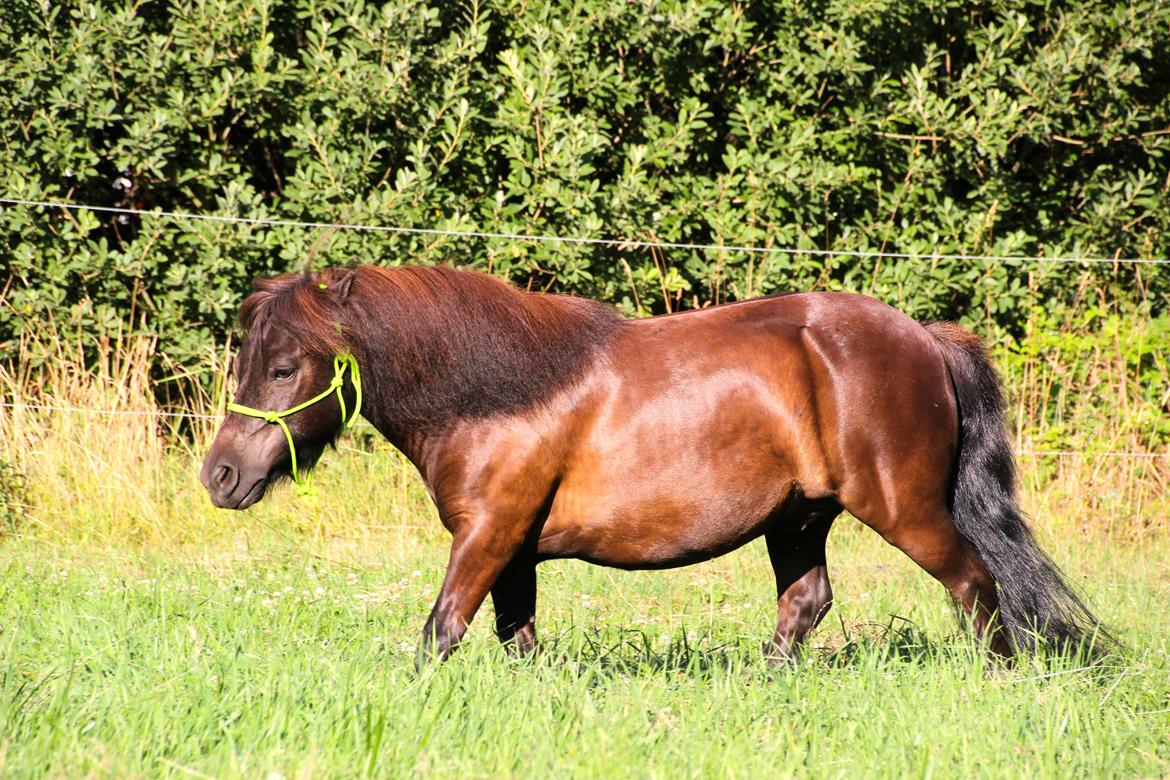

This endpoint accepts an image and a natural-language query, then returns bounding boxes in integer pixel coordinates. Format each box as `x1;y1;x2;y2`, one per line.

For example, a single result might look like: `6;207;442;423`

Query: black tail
926;323;1112;657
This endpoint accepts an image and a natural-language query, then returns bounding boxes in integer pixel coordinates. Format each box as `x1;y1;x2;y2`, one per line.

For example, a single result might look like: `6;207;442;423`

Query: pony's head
200;270;358;509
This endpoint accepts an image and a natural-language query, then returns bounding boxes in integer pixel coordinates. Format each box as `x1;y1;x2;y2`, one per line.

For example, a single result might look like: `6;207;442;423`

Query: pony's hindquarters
794;295;1105;657
806;306;1009;653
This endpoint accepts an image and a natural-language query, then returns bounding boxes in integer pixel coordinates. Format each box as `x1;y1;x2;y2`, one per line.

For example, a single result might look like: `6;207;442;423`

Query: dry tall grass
1002;307;1169;539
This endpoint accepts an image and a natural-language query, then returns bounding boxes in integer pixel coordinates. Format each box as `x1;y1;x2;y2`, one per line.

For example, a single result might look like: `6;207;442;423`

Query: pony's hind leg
860;504;1011;657
764;510;838;664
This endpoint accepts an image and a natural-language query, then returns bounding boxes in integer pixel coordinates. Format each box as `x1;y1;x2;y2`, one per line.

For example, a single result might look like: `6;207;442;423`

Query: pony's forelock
239;270;352;359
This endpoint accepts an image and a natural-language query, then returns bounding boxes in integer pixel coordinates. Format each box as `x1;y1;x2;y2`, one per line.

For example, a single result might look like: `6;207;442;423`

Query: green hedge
2;0;1168;384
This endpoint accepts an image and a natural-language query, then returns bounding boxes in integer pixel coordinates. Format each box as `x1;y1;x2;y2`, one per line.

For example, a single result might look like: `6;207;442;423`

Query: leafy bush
2;0;1168;389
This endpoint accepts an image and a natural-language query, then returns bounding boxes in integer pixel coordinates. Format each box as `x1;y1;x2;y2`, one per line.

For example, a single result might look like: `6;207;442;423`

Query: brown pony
201;265;1106;668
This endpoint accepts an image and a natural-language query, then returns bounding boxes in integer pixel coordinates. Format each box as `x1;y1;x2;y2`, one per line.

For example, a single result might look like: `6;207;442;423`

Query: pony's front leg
491;556;538;656
416;524;524;670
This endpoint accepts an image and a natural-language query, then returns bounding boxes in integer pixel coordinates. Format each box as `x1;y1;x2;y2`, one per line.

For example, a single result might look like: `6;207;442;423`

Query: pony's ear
334;270;357;303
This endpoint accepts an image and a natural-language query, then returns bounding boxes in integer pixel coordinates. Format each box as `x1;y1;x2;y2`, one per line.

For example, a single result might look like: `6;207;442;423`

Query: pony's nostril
214;463;235;487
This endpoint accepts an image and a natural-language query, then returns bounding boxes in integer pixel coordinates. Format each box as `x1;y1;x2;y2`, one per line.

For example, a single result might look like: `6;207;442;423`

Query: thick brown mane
239;265;624;432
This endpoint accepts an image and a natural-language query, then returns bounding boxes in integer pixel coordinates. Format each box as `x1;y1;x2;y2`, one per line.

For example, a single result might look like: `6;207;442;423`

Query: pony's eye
272;366;297;381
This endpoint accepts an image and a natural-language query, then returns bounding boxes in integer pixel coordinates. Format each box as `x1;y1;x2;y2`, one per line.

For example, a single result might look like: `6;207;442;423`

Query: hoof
763;641;804;668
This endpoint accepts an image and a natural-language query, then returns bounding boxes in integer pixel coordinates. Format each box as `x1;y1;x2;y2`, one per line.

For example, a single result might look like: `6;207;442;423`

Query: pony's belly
537;474;795;569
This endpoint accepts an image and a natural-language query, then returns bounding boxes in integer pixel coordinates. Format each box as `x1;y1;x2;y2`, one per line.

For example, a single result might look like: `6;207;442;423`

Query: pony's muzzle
200;454;269;510
201;419;295;509
201;456;238;508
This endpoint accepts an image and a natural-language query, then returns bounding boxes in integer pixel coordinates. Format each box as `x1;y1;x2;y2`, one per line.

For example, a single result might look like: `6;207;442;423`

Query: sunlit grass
1;528;1168;778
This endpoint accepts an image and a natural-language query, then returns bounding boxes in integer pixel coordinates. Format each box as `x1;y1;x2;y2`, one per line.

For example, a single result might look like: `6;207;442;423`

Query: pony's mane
239;265;624;432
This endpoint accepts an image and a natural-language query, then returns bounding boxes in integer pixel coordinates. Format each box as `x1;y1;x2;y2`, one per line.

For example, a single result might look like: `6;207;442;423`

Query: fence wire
4;196;1169;265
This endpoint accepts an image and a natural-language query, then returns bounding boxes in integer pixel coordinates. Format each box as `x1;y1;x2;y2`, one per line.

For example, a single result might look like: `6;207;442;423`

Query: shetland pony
201;265;1105;668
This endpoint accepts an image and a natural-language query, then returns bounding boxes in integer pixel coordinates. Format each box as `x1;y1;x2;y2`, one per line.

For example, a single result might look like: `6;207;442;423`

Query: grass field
2;333;1169;778
3;516;1169;778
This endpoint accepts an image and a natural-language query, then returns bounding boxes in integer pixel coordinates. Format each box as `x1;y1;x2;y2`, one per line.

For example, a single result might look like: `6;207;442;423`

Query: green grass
2;515;1168;778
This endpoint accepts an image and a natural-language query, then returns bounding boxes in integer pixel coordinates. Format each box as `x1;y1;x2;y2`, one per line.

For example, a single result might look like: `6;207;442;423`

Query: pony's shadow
530;624;757;681
811;614;1123;681
483;615;1121;684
